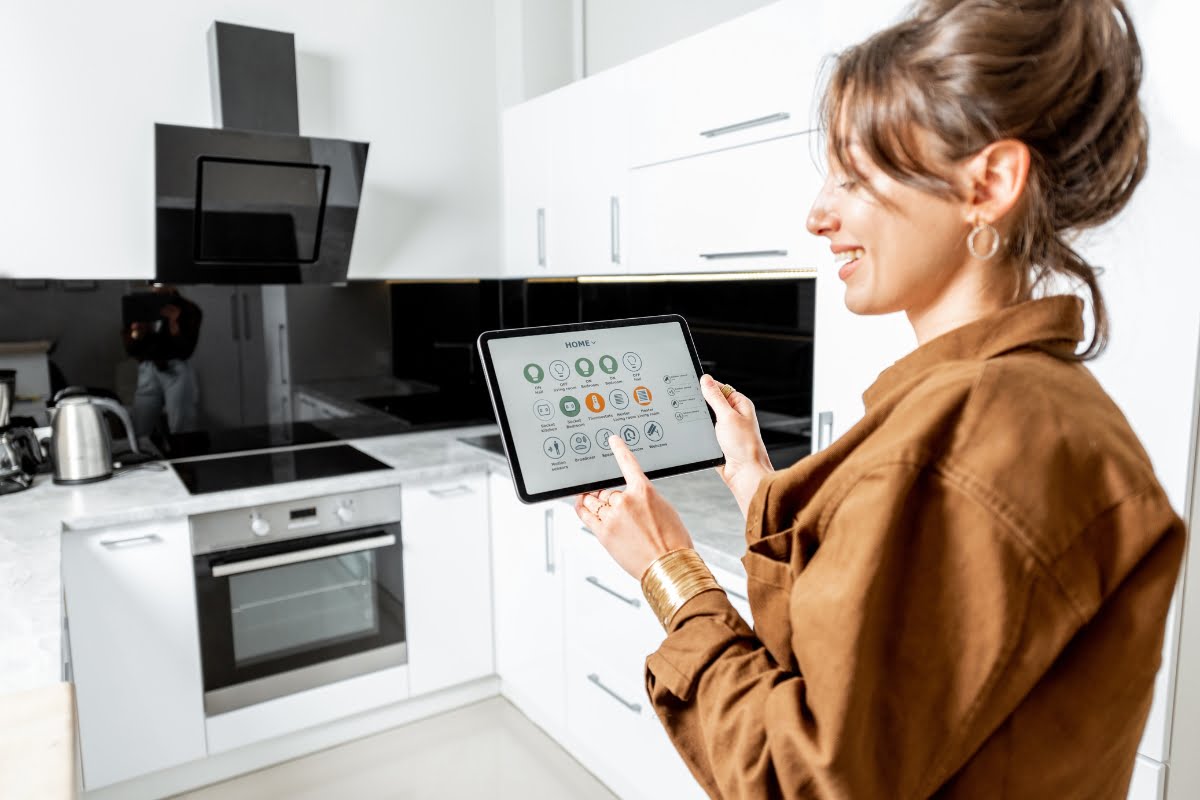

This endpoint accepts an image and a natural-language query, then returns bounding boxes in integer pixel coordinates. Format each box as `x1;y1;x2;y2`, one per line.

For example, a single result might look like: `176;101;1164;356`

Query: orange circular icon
585;392;606;413
632;386;653;406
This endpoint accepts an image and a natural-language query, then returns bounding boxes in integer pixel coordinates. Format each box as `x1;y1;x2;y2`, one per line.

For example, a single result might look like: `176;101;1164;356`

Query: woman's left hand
575;434;694;579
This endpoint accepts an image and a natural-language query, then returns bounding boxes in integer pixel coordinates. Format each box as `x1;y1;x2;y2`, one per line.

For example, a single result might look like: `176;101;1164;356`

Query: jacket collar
862;295;1085;411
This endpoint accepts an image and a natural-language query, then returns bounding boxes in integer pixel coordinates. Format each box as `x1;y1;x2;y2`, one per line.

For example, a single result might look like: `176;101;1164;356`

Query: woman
576;0;1186;797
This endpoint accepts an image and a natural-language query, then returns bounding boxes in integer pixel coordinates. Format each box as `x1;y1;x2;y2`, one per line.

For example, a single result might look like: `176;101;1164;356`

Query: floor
172;697;619;800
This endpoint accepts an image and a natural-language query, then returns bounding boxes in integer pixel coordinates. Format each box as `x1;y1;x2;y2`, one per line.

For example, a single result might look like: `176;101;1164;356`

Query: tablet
477;314;725;503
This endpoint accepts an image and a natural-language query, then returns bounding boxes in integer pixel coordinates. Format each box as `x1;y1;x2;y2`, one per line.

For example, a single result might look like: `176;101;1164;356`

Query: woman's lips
835;248;864;281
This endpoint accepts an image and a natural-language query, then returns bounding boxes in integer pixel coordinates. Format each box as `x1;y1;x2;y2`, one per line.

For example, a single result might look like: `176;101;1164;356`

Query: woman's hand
575;435;694;580
699;374;774;517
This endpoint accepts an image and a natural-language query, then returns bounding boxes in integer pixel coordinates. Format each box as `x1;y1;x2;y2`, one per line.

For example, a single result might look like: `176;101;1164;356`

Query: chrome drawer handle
585;576;641;608
544;509;556;574
699;111;790;139
588;673;642;714
427;484;474;498
100;533;162;549
699;250;788;260
610;196;621;264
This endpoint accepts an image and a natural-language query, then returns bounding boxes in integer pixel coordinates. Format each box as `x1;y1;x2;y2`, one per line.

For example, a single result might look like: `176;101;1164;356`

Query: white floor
171;697;619;800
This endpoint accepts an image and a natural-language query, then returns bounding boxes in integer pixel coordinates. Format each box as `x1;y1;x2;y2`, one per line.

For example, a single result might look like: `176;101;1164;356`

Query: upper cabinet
627;132;824;274
626;0;817;168
501;93;555;278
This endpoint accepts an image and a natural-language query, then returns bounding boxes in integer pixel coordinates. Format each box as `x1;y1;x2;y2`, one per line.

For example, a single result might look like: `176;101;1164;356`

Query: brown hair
820;0;1148;359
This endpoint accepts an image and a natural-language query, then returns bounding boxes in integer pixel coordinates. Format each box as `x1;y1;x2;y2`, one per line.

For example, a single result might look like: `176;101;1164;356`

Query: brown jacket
646;296;1186;799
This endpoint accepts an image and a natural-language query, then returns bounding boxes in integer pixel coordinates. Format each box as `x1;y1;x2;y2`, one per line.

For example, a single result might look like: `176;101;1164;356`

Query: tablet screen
482;318;723;499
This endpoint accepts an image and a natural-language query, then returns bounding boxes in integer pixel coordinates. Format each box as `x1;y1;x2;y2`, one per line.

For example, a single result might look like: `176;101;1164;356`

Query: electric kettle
50;387;141;484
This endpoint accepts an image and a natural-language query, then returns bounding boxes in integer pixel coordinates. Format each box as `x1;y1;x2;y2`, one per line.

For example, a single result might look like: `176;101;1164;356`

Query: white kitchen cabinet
401;472;494;696
628;133;826;275
489;471;566;734
626;0;816;168
61;518;207;790
1128;755;1165;800
548;65;632;277
501;92;556;277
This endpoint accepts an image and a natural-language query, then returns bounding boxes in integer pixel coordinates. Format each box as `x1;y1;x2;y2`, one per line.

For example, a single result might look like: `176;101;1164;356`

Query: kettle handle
90;398;142;455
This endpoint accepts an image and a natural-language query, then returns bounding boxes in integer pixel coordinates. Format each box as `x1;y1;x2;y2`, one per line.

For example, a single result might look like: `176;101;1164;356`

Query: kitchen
1;1;1198;798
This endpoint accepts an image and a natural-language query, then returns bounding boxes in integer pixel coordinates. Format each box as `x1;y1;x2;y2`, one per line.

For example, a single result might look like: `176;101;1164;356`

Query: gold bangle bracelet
641;548;723;630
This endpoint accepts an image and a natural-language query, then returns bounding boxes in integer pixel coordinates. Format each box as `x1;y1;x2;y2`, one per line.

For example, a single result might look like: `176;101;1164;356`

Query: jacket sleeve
645;462;1085;799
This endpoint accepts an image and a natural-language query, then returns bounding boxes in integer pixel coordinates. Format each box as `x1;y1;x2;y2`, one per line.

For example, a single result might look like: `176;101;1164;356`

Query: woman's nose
806;179;840;238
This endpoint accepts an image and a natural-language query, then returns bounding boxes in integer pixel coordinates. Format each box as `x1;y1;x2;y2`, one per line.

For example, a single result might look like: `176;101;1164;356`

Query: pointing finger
608;434;649;489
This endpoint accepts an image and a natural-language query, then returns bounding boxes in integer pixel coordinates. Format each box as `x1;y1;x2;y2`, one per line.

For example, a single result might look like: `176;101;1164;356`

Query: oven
191;486;406;716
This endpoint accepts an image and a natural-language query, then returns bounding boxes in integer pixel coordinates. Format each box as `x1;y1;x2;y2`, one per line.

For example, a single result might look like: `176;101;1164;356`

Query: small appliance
49;388;142;484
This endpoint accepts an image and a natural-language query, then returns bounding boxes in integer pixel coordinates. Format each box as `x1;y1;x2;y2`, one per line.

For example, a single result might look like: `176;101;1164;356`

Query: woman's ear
965;139;1031;224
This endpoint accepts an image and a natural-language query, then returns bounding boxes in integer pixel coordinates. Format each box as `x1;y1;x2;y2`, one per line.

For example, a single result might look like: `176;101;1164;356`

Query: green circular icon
523;363;544;384
574;357;594;378
559;395;582;417
598;355;618;375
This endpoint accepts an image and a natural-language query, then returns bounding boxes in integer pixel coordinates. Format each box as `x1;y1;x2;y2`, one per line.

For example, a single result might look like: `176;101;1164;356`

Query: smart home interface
481;318;723;500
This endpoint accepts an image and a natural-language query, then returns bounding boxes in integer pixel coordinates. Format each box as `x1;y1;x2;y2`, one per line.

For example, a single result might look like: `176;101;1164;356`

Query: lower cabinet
489;471;567;735
1128;755;1166;800
61;518;207;790
401;471;493;697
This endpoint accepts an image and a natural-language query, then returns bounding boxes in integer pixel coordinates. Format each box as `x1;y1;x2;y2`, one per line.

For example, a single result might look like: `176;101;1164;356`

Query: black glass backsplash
391;278;815;422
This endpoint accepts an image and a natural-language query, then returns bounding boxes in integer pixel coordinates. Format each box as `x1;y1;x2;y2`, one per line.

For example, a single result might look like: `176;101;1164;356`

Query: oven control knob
250;513;271;537
335;504;355;524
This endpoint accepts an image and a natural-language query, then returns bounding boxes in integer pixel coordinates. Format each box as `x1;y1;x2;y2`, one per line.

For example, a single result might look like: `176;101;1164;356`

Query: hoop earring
968;220;1001;260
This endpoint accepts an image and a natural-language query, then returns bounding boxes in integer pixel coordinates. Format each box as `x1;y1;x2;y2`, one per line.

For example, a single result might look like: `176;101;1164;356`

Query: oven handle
211;534;397;578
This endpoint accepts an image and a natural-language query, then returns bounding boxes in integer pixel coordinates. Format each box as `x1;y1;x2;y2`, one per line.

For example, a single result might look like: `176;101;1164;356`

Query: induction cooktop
171;444;392;495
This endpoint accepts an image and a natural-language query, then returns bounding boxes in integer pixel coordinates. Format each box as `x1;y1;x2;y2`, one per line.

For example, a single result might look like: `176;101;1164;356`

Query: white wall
0;0;503;280
583;0;777;75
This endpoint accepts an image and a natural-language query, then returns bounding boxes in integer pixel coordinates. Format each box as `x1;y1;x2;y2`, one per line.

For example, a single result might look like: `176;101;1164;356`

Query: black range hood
155;22;368;285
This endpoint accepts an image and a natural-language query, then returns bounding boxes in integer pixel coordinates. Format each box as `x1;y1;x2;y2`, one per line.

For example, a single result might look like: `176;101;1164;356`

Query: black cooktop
172;444;392;495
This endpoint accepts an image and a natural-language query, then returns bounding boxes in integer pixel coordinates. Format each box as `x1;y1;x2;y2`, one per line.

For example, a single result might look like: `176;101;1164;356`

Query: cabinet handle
278;323;289;385
544;509;555;573
230;294;240;341
586;575;641;608
587;673;642;714
700;111;790;139
536;208;546;267
610;196;620;264
700;250;788;260
242;292;253;340
817;411;833;451
427;483;475;498
99;533;162;549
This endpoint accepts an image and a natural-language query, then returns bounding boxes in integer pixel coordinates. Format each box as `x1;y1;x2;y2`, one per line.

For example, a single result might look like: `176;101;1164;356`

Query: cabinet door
627;0;815;168
1128;755;1165;800
628;133;825;274
549;66;631;277
489;471;566;732
401;473;494;696
810;277;914;449
501;94;555;277
62;518;207;790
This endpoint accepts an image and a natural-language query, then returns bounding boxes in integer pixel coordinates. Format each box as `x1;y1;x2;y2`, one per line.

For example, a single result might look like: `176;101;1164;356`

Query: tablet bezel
477;314;725;504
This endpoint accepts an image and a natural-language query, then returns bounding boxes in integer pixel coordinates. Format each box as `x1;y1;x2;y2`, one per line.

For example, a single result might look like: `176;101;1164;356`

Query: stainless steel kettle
50;388;141;484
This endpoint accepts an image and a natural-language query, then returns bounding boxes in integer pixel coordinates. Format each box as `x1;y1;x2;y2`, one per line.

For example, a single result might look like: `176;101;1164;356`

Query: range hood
155;22;368;284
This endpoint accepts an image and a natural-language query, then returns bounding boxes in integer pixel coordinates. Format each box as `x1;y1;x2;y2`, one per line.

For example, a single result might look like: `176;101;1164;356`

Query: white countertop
0;423;749;695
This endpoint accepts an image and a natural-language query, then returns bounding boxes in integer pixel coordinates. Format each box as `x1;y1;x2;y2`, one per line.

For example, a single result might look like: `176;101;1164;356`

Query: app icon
644;420;664;442
598;355;619;375
609;389;630;409
549;360;571;381
619;424;641;446
633;385;652;406
543;437;565;459
533;400;554;420
596;428;615;450
570;433;592;454
560;395;581;417
584;392;605;413
523;363;544;383
575;357;594;378
622;352;642;372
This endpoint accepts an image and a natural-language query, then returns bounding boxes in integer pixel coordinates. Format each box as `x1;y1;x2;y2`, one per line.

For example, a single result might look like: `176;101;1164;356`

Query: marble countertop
0;423;749;695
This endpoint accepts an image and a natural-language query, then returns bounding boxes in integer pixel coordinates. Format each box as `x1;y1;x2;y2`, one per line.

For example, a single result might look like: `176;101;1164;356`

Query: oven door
194;522;405;715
